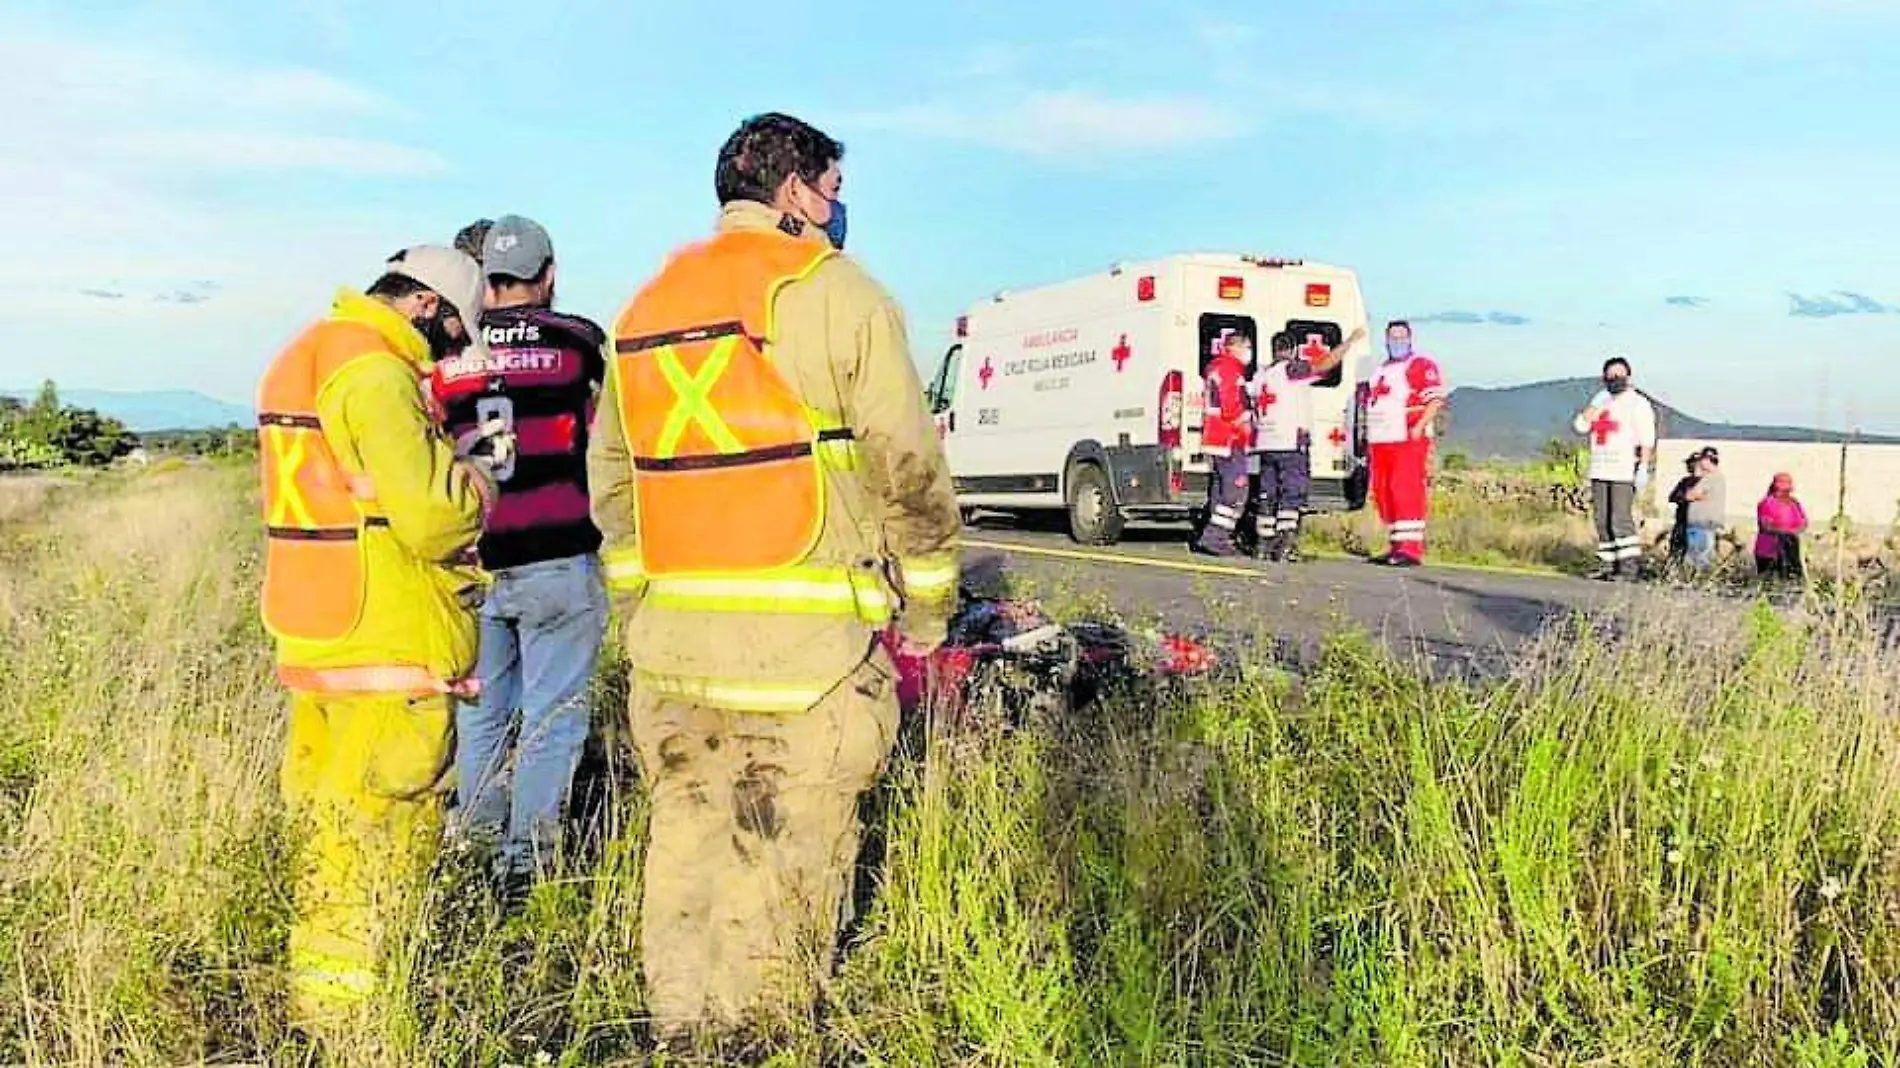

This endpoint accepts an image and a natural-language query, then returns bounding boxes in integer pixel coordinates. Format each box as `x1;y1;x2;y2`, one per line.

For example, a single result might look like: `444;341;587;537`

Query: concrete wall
1649;438;1900;532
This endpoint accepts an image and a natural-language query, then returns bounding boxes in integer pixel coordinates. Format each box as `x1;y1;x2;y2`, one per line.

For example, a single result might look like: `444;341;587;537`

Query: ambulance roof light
1243;254;1304;268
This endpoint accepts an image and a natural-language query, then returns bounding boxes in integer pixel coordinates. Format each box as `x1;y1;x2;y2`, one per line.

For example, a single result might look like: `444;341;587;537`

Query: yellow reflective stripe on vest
602;545;648;592
645;566;891;621
901;553;959;600
264;427;320;529
276;663;450;695
805;407;860;472
637;670;838;714
655;337;744;457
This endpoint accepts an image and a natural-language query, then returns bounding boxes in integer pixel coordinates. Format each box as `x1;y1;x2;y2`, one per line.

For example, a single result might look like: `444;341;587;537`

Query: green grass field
2;465;1898;1067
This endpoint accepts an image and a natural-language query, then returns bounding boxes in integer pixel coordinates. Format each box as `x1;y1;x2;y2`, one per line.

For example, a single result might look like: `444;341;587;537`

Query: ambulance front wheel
1066;463;1124;546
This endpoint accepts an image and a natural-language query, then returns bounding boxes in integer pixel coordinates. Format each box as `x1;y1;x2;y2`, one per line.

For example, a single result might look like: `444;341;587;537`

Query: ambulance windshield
927;345;962;413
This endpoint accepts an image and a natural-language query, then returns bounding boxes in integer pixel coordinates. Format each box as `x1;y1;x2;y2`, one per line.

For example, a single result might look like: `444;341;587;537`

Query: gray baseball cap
481;214;554;281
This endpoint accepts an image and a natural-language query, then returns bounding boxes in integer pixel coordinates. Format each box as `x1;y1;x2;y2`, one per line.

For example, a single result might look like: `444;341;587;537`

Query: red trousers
1369;439;1431;561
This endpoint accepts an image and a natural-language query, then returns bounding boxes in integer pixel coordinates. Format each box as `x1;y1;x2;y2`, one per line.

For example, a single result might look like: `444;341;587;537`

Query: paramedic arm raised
1572;390;1611;435
586;359;644;600
848;290;962;643
1308;326;1365;376
322;354;486;562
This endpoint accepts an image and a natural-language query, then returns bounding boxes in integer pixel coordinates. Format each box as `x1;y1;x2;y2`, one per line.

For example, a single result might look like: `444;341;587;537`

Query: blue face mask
823;199;847;250
1386;339;1412;360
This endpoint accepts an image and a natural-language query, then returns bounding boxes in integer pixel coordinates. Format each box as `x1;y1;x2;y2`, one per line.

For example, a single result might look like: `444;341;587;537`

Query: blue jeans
455;553;607;876
1685;526;1717;570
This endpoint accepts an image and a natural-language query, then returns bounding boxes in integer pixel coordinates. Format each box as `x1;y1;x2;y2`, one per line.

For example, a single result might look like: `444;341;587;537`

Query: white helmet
383;244;485;331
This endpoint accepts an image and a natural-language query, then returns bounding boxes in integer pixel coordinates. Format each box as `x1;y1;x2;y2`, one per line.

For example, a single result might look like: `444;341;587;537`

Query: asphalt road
958;521;1636;678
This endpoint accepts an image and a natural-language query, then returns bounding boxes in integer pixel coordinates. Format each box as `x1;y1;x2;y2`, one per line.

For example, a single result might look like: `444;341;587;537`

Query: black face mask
413;302;462;361
1605;377;1630;394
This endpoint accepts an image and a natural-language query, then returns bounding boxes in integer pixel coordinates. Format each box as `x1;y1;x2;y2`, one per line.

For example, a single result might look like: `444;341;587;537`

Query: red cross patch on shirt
1590;410;1620;446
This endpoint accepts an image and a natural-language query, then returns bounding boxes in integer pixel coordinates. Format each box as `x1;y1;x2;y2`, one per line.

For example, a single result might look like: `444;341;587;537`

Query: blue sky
3;0;1896;431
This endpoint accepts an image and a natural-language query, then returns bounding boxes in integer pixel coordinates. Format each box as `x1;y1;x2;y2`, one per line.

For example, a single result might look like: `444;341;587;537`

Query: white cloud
4;34;389;120
0;22;445;285
1192;16;1259;47
0;29;431;180
856;90;1247;158
240;68;388;114
107;131;446;177
953;42;1030;81
0;18;452;403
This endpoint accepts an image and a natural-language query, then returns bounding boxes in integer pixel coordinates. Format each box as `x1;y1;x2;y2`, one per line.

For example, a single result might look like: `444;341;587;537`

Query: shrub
0;381;138;468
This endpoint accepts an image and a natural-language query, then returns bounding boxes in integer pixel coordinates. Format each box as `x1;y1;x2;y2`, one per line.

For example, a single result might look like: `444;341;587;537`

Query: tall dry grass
0;464;286;1063
1;463;1897;1066
0;473;81;530
1305;473;1599;573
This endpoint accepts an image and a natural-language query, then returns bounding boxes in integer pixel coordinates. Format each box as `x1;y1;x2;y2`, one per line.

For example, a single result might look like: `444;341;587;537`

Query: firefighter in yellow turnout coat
257;246;504;1027
588;113;961;1036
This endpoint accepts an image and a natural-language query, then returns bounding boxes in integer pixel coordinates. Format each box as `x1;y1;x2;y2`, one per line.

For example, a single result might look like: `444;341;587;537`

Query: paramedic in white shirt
1247;326;1362;561
1572;356;1658;581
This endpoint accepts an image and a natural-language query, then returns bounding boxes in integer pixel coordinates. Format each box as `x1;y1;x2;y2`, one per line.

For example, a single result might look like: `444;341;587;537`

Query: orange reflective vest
610;230;845;578
256;321;386;646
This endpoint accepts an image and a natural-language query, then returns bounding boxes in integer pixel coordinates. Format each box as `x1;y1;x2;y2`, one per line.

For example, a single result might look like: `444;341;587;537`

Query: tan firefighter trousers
629;652;899;1032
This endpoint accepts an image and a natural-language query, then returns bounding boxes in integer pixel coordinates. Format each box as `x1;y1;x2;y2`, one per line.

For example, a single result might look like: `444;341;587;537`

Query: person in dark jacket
1665;451;1701;563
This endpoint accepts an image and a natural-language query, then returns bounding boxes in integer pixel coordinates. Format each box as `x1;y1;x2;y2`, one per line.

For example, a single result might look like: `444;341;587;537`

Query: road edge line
962;539;1265;578
964;538;1566;581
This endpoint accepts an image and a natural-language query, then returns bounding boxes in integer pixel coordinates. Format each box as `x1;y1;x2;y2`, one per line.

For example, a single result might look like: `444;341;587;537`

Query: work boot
1192;532;1239;557
1280;522;1305;562
1253;534;1282;562
1615;558;1642;583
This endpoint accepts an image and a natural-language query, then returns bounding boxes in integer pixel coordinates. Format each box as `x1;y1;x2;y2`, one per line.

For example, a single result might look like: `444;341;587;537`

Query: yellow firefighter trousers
630;653;899;1033
279;690;454;1027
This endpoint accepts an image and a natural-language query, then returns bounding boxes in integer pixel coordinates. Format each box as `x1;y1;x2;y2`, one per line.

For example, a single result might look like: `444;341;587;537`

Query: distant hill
1443;378;1900;460
0;389;252;433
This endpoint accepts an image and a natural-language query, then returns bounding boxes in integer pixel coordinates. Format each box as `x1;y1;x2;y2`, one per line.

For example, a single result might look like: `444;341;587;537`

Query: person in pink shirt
1754;472;1808;579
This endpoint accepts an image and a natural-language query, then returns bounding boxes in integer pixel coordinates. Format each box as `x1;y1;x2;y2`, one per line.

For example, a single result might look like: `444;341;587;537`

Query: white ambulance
922;253;1373;545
